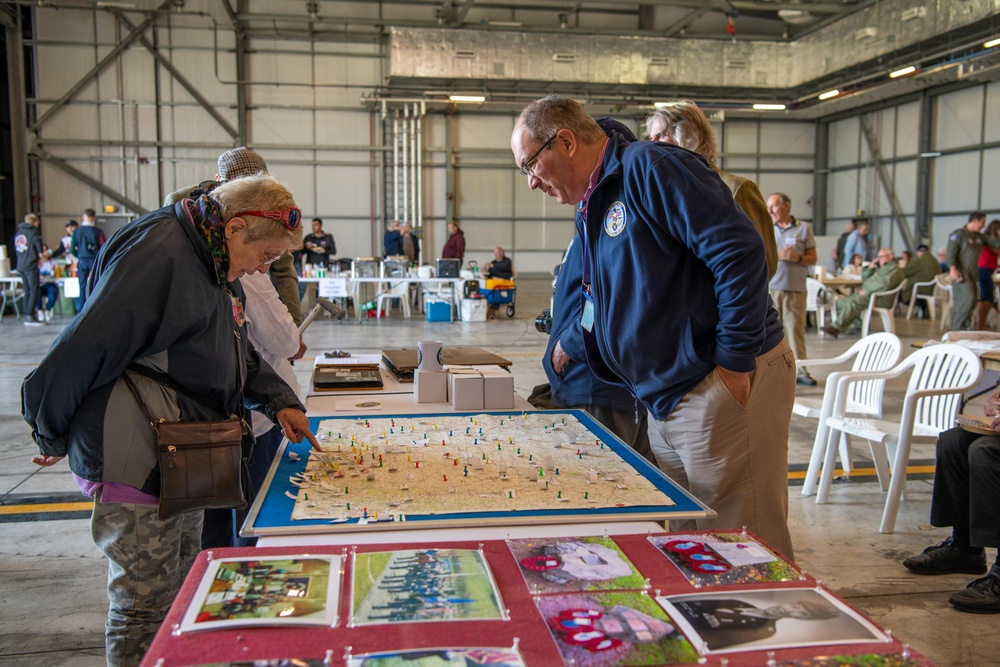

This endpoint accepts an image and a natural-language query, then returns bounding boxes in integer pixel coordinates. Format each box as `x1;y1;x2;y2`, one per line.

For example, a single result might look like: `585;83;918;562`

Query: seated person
37;244;60;321
822;247;903;338
901;243;944;315
902;391;1000;613
485;246;513;280
842;253;864;277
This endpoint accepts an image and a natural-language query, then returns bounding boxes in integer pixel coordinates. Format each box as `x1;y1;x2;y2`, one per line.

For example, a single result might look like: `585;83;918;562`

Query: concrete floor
1;276;998;666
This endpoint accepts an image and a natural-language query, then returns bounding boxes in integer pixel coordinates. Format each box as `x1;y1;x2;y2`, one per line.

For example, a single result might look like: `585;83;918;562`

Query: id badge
581;293;595;332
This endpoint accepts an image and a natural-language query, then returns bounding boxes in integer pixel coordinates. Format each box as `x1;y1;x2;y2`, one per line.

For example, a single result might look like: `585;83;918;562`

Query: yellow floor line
0;501;92;515
1;466;936;517
788;464;935;480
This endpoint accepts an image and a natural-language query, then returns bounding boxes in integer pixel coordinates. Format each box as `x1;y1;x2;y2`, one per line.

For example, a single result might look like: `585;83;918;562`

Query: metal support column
860;114;916;252
813;119;829;235
915;91;934;245
2;9;30;217
220;0;247;145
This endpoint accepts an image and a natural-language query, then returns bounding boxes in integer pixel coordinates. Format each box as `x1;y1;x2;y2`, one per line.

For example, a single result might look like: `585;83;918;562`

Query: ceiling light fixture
752;103;786;110
818;89;840;100
985;37;1000;49
449;95;486;103
889;65;917;78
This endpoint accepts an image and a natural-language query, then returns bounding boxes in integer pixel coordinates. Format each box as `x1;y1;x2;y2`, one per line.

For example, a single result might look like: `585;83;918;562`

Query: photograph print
179;556;341;632
649;532;801;587
658;588;890;655
536;591;699;666
507;535;646;594
350;548;505;626
346;647;526;666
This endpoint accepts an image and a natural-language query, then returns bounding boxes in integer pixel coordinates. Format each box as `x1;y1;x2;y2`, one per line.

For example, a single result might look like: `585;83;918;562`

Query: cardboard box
425;299;451;322
415;369;449;403
473;365;515;410
460;297;487;322
450;369;484;410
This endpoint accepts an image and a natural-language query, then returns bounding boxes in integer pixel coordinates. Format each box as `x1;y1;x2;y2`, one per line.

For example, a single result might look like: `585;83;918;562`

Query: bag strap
121;371;158;427
126;363;228;416
124;287;252;439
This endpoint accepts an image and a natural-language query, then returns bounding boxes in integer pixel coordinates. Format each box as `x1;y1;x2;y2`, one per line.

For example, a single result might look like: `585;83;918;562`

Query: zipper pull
165;445;177;468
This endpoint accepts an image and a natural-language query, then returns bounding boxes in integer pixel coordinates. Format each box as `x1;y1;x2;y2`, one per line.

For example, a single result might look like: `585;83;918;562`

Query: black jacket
14;221;43;272
22;205;304;493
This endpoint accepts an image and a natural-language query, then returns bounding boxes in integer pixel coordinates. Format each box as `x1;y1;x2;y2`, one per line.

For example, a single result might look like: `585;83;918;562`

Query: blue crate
426;300;451;322
481;288;514;306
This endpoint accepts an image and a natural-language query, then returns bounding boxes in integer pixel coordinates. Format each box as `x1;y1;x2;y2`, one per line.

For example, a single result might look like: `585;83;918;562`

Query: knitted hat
217;147;268;181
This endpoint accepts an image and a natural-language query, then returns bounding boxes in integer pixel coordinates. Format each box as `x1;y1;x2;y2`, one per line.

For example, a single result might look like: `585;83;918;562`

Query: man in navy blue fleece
511;95;796;560
541;118;653;464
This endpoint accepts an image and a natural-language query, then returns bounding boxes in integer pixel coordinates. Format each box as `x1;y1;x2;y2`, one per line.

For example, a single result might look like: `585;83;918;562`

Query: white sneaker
45;309;53;321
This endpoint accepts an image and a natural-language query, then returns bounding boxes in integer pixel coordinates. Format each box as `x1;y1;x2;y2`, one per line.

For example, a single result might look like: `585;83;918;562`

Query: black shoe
902;537;987;575
822;325;839;339
949;572;1000;614
796;375;817;386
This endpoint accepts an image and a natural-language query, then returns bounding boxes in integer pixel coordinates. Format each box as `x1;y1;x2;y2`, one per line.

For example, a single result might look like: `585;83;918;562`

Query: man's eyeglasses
234;207;302;230
519;133;559;177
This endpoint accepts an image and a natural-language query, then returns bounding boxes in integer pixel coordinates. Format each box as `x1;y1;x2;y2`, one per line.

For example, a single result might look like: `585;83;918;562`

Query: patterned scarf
175;194;246;326
176;194;229;287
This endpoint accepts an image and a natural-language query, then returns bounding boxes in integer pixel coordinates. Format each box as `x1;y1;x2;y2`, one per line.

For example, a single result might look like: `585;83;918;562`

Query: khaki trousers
647;340;796;561
769;290;808;375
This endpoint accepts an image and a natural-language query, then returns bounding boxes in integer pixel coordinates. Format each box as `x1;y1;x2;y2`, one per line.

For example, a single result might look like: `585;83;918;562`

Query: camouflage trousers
90;488;203;667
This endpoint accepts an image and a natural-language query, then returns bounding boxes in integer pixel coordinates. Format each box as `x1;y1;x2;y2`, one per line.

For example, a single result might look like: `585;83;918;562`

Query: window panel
982;148;1000;211
986;81;1000;144
830;117;859;168
932;152;980;212
895;102;920;157
935;87;984;151
827;169;859;219
454;168;514;218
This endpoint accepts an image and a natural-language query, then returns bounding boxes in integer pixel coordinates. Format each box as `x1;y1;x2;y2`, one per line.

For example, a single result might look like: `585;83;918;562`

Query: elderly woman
645;101;777;280
22;173;318;666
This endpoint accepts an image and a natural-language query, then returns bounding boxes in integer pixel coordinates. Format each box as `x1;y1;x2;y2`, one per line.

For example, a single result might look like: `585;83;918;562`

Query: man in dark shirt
384;221;404;257
70;208;107;311
485;247;513;279
401;223;420;265
14;213;45;326
302;218;336;268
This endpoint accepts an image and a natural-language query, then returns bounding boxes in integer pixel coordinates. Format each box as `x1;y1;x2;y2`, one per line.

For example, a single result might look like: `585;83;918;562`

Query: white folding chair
797;332;902;497
905;277;940;321
805;277;827;329
936;274;953;332
0;278;25;321
820;344;981;533
375;264;411;318
861;279;906;336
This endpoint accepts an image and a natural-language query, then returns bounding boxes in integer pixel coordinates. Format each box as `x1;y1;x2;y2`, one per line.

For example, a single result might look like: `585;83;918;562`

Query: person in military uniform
901;244;944;317
947;211;1000;331
822;247;904;338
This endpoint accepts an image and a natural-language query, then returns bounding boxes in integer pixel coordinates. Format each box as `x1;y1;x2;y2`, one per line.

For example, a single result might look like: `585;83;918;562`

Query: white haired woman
22;173;319;666
646;100;777;279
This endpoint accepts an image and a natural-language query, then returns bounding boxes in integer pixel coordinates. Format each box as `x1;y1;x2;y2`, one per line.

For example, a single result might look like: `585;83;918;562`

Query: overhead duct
387;0;998;96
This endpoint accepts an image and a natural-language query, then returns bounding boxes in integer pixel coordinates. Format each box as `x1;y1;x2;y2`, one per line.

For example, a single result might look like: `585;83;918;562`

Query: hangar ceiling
208;0;1000;117
3;0;999;117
